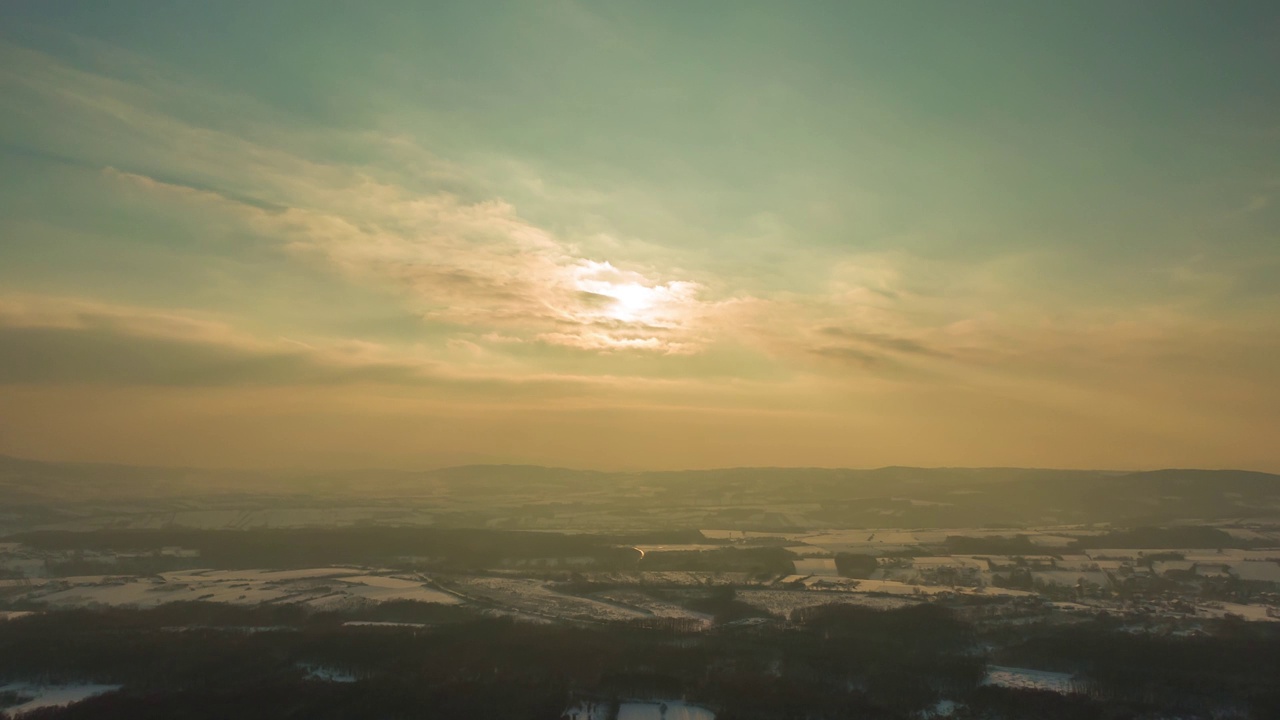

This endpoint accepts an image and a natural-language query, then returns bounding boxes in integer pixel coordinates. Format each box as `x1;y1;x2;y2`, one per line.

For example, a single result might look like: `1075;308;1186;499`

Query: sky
0;1;1277;471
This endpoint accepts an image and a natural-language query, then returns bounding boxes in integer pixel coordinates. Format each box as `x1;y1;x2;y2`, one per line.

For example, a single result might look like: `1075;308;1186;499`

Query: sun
601;282;659;322
563;260;703;353
571;261;670;325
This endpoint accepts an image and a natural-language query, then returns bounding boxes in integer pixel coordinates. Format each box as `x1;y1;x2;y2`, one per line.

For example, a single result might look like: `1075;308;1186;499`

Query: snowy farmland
3;521;1278;628
735;588;916;616
3;568;459;609
444;576;661;623
589;589;715;625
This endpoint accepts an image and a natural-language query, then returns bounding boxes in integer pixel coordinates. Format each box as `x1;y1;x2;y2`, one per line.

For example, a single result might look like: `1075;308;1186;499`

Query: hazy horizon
2;2;1278;472
3;450;1277;478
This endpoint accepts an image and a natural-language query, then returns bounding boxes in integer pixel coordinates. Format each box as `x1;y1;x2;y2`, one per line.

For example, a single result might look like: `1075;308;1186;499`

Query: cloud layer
1;7;1278;471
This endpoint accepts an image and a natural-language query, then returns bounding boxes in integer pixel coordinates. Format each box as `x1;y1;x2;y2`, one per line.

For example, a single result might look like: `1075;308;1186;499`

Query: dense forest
6;528;709;573
9;525;1272;577
2;600;1278;719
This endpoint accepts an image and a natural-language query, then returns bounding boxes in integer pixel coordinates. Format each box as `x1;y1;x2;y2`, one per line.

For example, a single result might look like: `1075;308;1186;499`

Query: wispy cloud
0;293;790;409
0;294;438;386
817;326;950;359
104;163;723;354
2;30;1279;470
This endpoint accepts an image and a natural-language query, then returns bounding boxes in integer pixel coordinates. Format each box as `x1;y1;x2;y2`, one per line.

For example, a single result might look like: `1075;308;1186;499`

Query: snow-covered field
1221;527;1280;544
699;530;792;541
781;528;1104;555
590;589;714;624
564;700;714;720
850;579;1034;598
735;589;915;616
448;577;651;623
1196;602;1280;622
4;527;1277;626
632;544;726;554
0;682;121;716
301;665;357;683
983;666;1078;694
578;571;756;587
334;575;460;604
910;556;987;570
6;568;459;609
1030;570;1111;588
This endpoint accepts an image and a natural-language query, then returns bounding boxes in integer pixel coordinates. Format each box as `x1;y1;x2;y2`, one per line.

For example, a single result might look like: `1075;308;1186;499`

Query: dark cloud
818;327;949;358
809;345;882;368
0;321;620;402
0;326;431;387
400;265;530;302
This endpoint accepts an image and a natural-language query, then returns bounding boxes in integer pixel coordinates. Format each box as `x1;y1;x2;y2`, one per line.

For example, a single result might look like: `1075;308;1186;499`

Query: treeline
636;547;795;576
6;528;708;572
0;602;978;719
14;677;569;720
833;552;878;578
944;526;1267;556
7;528;812;576
945;535;1050;556
993;616;1280;717
5;601;1278;719
1072;526;1263;550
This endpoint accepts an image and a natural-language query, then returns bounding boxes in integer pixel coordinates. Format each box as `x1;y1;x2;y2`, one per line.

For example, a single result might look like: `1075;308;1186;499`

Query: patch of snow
300;665;356;683
450;577;648;622
0;682;121;715
983;666;1077;694
335;576;461;604
736;588;915;616
14;568;460;609
923;699;958;717
564;700;715;720
338;575;421;589
1198;602;1280;622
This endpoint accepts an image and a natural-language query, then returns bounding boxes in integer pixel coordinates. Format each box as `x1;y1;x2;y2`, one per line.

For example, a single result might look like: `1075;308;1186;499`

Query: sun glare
600;282;657;322
572;261;674;325
556;260;707;352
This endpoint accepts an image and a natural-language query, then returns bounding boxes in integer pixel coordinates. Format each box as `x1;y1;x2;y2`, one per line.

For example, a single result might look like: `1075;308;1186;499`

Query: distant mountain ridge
2;455;1278;531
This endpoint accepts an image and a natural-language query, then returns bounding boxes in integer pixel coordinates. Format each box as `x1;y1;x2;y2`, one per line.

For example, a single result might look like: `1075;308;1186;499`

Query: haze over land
2;1;1279;473
5;453;1280;718
3;455;1280;536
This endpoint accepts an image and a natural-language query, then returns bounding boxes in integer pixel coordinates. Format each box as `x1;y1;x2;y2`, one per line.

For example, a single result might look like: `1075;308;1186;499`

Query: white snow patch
0;682;121;715
736;589;914;616
338;575;422;589
564;700;714;720
335;576;461;604
13;568;460;608
301;665;356;683
923;699;958;717
983;666;1077;694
